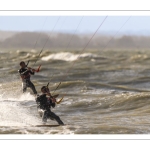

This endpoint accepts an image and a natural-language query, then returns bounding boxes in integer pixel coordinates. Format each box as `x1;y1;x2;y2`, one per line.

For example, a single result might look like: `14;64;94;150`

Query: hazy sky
1;16;150;35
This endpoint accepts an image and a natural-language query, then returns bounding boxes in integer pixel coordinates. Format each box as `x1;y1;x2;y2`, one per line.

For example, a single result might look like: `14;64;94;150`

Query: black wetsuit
36;94;64;125
18;68;37;94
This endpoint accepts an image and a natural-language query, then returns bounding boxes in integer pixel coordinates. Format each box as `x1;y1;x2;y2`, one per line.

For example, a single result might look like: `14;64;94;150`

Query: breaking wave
41;52;98;61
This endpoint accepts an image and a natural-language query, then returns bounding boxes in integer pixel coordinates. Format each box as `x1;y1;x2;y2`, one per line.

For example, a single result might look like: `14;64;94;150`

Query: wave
41;52;98;62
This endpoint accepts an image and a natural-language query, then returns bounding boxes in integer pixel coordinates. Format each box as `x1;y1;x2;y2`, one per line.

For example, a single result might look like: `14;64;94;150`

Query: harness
22;73;30;79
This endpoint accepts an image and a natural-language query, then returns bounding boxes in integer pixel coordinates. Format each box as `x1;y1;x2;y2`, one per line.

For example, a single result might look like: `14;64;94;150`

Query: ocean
0;48;150;134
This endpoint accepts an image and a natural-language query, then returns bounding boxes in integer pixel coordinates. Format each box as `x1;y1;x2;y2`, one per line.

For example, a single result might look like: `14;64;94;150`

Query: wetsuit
36;94;64;125
18;68;37;94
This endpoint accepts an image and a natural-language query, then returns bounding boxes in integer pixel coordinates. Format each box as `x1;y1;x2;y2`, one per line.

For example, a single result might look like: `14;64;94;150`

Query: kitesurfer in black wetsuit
18;61;37;95
36;86;64;125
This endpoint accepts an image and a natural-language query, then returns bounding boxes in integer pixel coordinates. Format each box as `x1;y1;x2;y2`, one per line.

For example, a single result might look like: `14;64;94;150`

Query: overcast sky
0;16;150;35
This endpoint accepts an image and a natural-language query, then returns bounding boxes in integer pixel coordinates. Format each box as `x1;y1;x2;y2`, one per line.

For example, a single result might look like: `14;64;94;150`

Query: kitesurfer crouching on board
18;61;38;96
36;86;64;125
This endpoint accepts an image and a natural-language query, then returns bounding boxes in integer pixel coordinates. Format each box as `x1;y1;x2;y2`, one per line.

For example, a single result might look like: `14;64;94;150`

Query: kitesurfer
36;86;64;125
18;61;38;96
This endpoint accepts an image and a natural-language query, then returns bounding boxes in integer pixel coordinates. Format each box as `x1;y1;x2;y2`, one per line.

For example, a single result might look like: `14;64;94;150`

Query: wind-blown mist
1;31;150;49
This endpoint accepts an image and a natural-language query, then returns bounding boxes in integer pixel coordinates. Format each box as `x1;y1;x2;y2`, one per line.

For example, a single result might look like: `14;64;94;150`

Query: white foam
41;52;98;62
17;92;35;101
0;102;40;126
0;83;38;126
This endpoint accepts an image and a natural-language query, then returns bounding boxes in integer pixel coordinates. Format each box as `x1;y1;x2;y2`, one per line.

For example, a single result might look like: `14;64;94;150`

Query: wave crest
41;52;97;62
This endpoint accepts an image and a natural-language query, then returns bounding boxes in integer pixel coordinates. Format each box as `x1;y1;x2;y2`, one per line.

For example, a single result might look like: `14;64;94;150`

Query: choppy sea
0;48;150;134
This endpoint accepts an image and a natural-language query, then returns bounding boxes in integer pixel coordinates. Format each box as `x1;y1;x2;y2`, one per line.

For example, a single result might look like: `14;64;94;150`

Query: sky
1;16;150;35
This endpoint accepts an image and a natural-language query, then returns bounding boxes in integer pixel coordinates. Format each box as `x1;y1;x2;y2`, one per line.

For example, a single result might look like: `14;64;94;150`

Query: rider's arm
28;69;35;75
47;96;56;108
50;100;56;108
